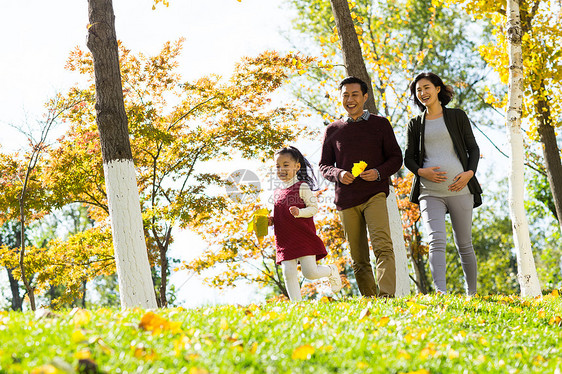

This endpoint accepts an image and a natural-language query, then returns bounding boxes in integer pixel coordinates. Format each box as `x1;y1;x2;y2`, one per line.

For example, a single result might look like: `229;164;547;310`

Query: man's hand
448;170;474;192
418;166;447;183
289;206;300;217
268;216;274;226
359;168;379;181
339;170;355;185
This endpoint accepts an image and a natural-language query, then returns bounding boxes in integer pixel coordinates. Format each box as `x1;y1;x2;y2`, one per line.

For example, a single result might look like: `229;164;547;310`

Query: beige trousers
338;192;396;297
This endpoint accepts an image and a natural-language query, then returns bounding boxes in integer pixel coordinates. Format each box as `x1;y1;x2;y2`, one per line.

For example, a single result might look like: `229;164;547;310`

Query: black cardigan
404;107;483;207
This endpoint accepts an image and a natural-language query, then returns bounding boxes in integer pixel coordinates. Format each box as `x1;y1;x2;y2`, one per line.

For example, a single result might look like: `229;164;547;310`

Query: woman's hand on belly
448;170;474;192
418;166;447;183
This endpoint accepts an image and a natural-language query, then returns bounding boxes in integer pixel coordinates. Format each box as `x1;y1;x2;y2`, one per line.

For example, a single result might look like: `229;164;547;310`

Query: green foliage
90;274;120;308
1;293;561;373
287;0;493;131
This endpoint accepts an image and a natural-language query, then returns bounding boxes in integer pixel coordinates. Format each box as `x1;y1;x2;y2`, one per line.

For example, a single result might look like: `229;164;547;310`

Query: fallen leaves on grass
70;308;92;327
189;368;209;374
358;306;371;322
292;344;315;360
139;311;182;334
549;315;562;326
132;344;158;361
30;365;58;374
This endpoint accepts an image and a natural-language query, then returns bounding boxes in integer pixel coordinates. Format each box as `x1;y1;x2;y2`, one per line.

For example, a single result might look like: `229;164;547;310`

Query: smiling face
415;78;441;110
340;83;368;119
275;153;301;182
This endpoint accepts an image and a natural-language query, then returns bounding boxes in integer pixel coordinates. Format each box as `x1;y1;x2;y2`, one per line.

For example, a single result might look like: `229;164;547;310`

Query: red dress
273;181;327;265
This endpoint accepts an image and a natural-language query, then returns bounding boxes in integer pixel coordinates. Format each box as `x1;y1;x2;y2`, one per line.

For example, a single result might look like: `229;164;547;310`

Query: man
319;76;403;297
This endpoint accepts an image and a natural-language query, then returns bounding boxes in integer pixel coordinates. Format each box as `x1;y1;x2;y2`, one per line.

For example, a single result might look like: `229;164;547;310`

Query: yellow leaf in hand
351;161;367;177
248;208;269;242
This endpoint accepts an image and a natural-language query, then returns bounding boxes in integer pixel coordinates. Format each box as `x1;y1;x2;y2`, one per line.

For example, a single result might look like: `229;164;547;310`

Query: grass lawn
1;292;561;373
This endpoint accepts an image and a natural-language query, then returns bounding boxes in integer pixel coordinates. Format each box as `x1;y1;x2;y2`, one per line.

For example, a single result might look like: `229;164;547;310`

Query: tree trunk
6;268;23;311
505;0;541;297
409;232;429;294
81;279;87;308
535;90;562;230
19;200;36;311
386;186;411;296
329;0;410;296
159;244;169;307
86;0;157;309
2;230;23;311
329;0;378;114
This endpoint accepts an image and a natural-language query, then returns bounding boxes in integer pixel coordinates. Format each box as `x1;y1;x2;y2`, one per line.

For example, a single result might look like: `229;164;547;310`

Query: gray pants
420;194;477;295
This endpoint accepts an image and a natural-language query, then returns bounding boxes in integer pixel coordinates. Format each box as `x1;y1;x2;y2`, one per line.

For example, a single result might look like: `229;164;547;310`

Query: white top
283;176;319;218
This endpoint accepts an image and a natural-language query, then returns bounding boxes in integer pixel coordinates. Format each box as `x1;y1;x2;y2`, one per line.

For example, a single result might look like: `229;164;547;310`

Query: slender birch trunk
87;0;157;308
386;186;411;296
329;0;410;296
505;0;541;297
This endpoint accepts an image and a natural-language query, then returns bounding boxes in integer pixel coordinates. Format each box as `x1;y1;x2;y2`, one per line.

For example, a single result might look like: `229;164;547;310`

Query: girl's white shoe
328;264;343;293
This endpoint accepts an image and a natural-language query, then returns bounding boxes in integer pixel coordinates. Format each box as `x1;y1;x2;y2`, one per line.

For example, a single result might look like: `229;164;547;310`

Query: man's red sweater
319;114;403;210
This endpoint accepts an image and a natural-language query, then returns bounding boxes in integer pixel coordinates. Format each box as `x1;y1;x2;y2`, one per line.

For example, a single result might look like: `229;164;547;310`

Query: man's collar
345;110;370;123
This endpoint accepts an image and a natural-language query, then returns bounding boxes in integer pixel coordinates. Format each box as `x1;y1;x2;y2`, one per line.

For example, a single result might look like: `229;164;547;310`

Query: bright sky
0;0;293;141
0;0;296;308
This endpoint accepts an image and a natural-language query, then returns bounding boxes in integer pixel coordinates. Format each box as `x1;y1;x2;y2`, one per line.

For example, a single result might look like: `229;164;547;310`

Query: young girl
404;72;482;296
270;146;342;301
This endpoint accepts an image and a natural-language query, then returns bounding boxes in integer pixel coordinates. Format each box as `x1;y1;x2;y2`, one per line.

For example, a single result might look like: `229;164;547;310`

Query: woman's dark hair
410;72;454;111
276;146;318;190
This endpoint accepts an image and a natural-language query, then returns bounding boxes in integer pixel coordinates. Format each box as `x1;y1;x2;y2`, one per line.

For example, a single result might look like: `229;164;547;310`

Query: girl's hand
418;166;447;183
449;170;474;192
289;206;300;217
268;216;274;226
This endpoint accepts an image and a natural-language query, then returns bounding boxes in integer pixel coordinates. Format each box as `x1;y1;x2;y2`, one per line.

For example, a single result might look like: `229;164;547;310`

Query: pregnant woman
404;72;483;296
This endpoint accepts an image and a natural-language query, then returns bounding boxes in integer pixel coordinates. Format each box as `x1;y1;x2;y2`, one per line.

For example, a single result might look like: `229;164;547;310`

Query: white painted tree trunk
105;160;158;308
506;0;541;297
387;185;411;296
88;0;158;309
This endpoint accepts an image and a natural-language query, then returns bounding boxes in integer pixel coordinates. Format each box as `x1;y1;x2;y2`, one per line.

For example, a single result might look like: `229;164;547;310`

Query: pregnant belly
420;162;467;194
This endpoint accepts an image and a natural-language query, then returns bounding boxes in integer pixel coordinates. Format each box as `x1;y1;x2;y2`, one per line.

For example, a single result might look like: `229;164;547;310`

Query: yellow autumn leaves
351;161;368;177
139;310;183;335
247;208;269;244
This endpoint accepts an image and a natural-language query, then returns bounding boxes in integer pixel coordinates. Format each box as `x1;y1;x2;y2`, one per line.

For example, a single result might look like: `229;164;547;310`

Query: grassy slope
0;293;561;374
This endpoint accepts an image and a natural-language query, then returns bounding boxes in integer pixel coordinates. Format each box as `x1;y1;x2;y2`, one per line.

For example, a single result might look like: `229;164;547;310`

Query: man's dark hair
339;76;368;95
